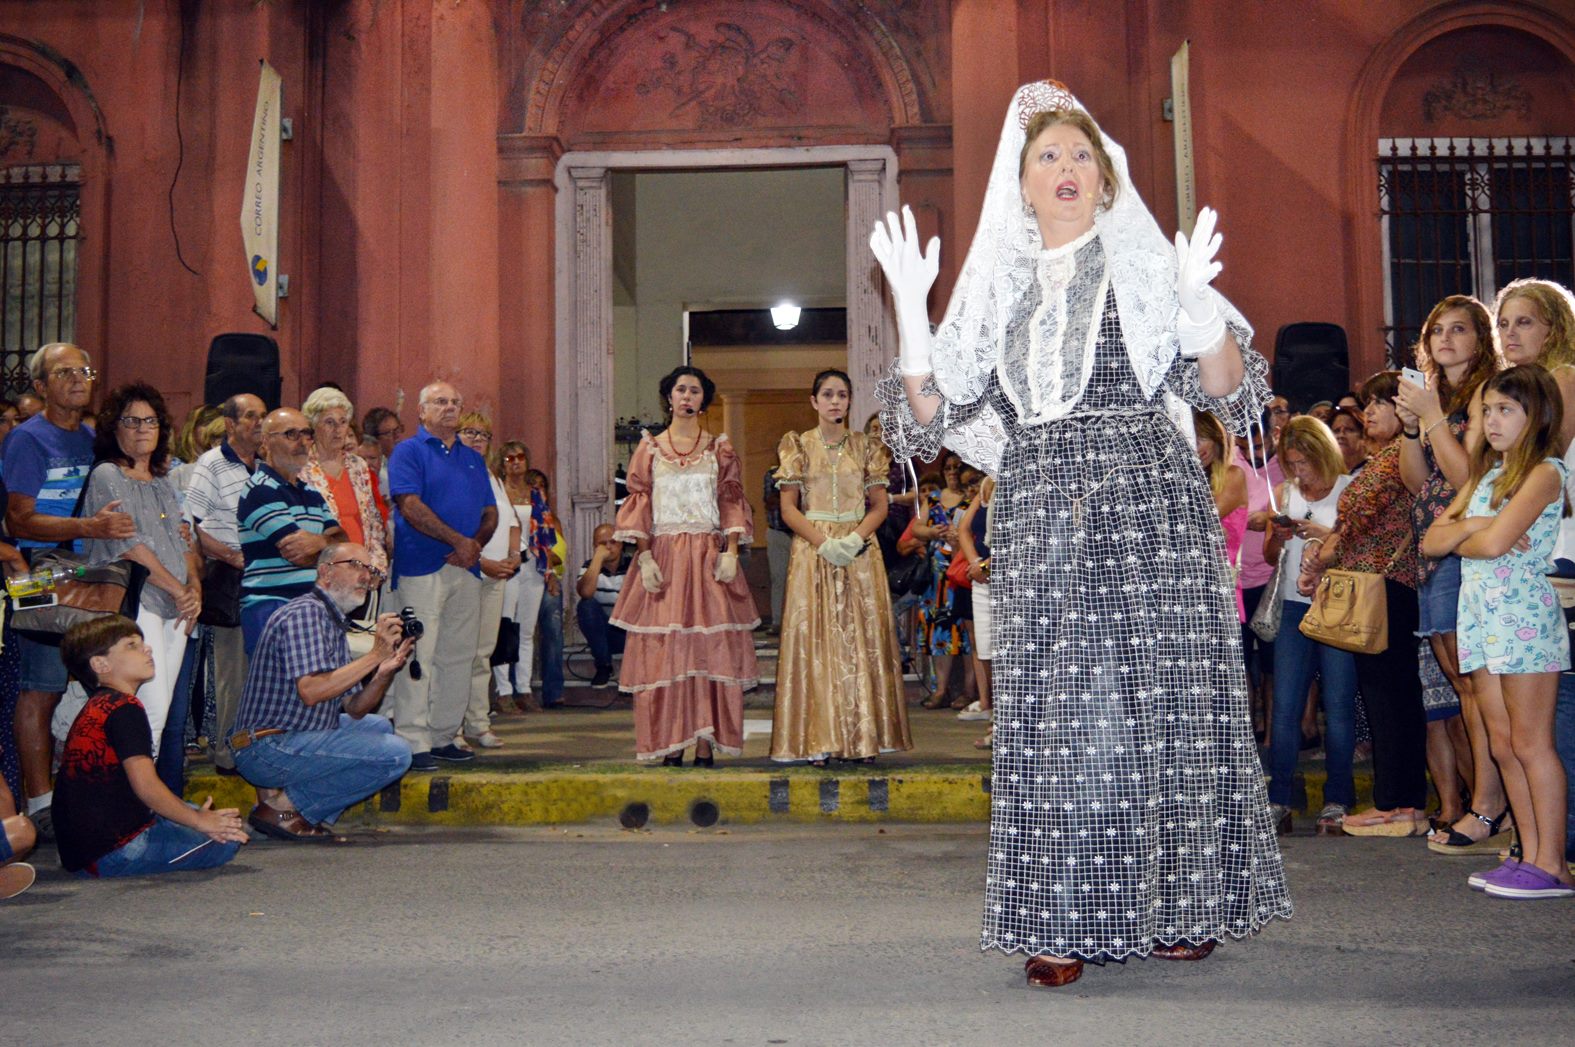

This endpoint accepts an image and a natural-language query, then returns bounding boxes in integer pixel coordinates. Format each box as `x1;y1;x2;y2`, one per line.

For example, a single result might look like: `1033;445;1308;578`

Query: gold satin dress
769;430;913;762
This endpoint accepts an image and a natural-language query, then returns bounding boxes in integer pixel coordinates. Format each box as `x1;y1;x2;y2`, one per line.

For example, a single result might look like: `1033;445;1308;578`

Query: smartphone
1271;514;1295;527
1401;366;1426;388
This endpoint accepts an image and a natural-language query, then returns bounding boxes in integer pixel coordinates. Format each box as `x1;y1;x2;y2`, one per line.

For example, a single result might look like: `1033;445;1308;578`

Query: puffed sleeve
1163;325;1271;437
613;435;654;544
774;431;807;488
860;431;892;490
715;436;754;543
875;364;1007;475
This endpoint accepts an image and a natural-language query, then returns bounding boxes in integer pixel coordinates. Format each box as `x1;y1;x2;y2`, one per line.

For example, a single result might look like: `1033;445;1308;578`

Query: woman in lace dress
610;366;759;766
872;81;1292;988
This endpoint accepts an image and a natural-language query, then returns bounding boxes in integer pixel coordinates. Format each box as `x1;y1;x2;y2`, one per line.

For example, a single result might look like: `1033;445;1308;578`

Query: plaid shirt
231;588;359;736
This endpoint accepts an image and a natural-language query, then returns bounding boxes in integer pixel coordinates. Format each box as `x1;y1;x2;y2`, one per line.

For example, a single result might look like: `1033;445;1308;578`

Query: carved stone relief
635;22;805;129
1423;65;1531;122
0;106;39;160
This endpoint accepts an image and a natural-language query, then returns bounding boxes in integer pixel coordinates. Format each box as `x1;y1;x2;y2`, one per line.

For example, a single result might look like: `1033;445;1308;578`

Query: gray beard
321;580;365;613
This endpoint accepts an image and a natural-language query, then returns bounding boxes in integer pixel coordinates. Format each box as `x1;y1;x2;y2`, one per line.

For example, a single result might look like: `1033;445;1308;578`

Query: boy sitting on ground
53;614;249;877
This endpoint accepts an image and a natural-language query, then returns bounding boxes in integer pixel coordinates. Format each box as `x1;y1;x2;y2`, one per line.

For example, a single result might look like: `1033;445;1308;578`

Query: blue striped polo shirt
237;462;339;609
0;413;96;551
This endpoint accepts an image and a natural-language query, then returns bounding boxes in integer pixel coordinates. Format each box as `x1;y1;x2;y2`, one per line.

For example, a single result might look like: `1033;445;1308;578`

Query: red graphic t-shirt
53;689;155;873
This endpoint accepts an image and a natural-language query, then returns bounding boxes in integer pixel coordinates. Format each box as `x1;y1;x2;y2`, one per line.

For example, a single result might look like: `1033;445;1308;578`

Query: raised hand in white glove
869;205;941;377
637;550;665;594
1173;205;1227;359
713;550;738;584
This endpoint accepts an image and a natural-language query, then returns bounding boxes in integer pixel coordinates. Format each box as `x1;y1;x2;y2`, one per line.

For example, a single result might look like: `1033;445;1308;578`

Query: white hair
28;342;91;382
303;386;354;426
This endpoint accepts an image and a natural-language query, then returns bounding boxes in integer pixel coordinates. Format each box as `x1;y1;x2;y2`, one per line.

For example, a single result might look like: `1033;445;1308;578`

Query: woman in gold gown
770;370;913;765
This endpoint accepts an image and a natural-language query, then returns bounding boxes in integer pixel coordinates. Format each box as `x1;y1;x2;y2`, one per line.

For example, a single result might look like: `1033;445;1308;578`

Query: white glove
637;550;665;594
869;205;940;377
1173;205;1227;359
713;550;738;584
816;534;862;568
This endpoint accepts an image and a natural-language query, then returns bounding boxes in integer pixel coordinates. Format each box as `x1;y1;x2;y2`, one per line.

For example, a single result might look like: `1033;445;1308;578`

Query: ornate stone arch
1342;2;1575;376
517;0;927;141
0;34;113;369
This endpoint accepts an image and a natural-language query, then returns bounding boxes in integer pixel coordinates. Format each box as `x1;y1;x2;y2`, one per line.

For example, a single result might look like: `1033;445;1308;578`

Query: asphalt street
4;825;1572;1047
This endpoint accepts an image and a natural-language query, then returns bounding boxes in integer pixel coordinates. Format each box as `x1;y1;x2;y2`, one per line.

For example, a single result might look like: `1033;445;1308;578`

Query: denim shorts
1416;555;1462;637
17;632;68;693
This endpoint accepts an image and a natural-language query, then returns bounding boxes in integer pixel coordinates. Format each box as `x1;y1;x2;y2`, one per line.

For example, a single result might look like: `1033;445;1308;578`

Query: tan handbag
1299;569;1388;654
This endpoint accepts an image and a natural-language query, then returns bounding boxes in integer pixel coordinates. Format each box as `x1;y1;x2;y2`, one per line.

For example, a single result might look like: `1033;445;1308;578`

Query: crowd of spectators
5;280;1575;899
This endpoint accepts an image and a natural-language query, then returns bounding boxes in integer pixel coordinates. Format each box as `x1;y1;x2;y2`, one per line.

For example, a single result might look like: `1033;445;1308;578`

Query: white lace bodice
651;450;721;535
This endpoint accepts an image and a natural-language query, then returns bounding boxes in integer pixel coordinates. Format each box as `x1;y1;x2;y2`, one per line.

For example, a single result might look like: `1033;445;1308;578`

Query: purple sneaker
1482;862;1575;899
1467;858;1518;891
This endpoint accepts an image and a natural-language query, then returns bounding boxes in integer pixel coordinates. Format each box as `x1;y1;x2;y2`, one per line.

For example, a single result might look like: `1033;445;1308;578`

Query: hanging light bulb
770;302;802;330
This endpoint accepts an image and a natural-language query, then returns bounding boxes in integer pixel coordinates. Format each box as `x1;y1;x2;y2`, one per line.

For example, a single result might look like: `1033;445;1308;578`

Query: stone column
845;158;892;428
564;166;613;572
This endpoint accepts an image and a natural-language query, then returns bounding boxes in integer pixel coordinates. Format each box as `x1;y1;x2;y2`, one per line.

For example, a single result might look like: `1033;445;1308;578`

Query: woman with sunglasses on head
81;383;203;789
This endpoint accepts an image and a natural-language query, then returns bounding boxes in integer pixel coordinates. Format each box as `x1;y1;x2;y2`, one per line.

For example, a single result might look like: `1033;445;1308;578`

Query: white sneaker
956;702;991;722
468;731;504;749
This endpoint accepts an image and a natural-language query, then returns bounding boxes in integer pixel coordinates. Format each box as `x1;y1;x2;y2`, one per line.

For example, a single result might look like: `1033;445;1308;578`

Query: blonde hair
1277;416;1347;488
1495;279;1575;371
1415;295;1501;417
1191;411;1234;497
1019;109;1119;211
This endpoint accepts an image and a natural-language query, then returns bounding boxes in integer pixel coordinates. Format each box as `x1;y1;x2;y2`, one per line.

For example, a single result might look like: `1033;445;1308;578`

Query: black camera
399;606;425;679
399;607;425;640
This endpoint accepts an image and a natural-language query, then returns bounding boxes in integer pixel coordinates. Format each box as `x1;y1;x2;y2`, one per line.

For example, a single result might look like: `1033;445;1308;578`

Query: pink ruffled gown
610;432;760;760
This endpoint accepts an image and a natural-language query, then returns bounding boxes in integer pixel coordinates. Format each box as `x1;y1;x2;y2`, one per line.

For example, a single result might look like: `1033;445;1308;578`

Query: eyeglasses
48;366;97;381
503;453;527;463
328;558;386;582
424;397;463;408
317;416;350;430
118;416;160;431
458;428;491;440
268;428;313;442
375;425;404;439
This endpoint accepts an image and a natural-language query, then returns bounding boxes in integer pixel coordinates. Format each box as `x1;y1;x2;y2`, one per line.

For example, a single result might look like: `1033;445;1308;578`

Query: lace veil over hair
929;81;1252;425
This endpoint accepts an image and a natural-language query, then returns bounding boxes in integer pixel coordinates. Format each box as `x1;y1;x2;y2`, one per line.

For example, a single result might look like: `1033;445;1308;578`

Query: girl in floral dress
1422;365;1573;900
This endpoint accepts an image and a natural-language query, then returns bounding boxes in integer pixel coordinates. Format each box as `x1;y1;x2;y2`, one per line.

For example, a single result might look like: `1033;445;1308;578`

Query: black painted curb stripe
769;778;790;813
429;777;450;813
867;778;889;812
819;778;839;813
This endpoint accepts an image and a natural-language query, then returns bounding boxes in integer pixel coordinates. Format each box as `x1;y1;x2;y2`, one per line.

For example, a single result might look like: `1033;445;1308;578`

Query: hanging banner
241;60;282;328
1170;41;1196;238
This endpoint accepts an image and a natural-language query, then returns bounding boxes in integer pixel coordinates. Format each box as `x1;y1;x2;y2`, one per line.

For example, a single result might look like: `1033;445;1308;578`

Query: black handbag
490;617;520;667
198;560;243;628
887;553;932;598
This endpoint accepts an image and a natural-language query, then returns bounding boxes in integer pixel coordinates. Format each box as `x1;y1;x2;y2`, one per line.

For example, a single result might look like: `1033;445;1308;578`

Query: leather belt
229;728;286;751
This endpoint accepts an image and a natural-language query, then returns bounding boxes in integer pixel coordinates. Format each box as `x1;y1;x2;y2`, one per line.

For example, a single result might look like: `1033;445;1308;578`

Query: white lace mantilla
651;448;722;535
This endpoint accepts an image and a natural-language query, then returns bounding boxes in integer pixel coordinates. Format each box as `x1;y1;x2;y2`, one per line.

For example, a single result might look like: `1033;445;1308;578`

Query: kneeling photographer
229;543;415;842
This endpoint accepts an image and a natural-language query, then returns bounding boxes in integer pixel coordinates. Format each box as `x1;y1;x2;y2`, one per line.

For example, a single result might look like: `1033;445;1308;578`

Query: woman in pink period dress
610;366;760;766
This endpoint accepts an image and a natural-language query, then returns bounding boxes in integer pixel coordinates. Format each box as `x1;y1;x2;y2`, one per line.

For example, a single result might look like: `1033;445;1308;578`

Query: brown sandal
1025;956;1084;987
248;802;342;843
1150;939;1216;962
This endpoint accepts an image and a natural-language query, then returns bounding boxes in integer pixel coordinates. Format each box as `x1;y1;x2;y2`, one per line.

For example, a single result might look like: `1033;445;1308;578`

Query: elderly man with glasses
3;343;136;842
237;408;347;655
229;543;413;842
385;382;496;770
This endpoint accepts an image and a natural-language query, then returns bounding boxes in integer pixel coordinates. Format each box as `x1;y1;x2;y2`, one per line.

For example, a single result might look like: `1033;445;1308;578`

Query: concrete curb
186;766;1370;828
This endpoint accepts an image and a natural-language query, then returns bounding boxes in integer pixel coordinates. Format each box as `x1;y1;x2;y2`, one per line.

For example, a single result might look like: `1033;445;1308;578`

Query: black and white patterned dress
880;247;1293;963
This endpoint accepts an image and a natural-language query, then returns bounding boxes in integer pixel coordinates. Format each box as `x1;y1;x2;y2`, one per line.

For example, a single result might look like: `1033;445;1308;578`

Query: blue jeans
575;598;625;669
241;598;287;657
84;808;241;878
539;587;565;705
1269;601;1358;807
1557;673;1575;861
232;713;411;825
157;625;204;796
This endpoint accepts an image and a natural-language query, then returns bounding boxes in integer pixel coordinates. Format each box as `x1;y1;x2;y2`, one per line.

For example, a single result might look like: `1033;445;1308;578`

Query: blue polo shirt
387;424;492;583
1;413;96;552
238;462;339;608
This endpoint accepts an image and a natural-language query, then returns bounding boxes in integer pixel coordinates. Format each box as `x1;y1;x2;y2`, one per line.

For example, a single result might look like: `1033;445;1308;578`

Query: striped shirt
183;441;256;549
0;413;95;551
238;463;339;609
231;589;357;735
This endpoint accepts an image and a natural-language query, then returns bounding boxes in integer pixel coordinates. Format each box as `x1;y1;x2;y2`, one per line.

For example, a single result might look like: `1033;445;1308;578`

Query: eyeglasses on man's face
425;396;463;408
376;425;404;439
118;415;160;431
329;558;386;582
268;427;314;442
49;366;97;382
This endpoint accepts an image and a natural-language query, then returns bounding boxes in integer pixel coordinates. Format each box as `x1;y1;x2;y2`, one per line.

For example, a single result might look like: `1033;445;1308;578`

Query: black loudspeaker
1272;323;1350;412
203;333;281;410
